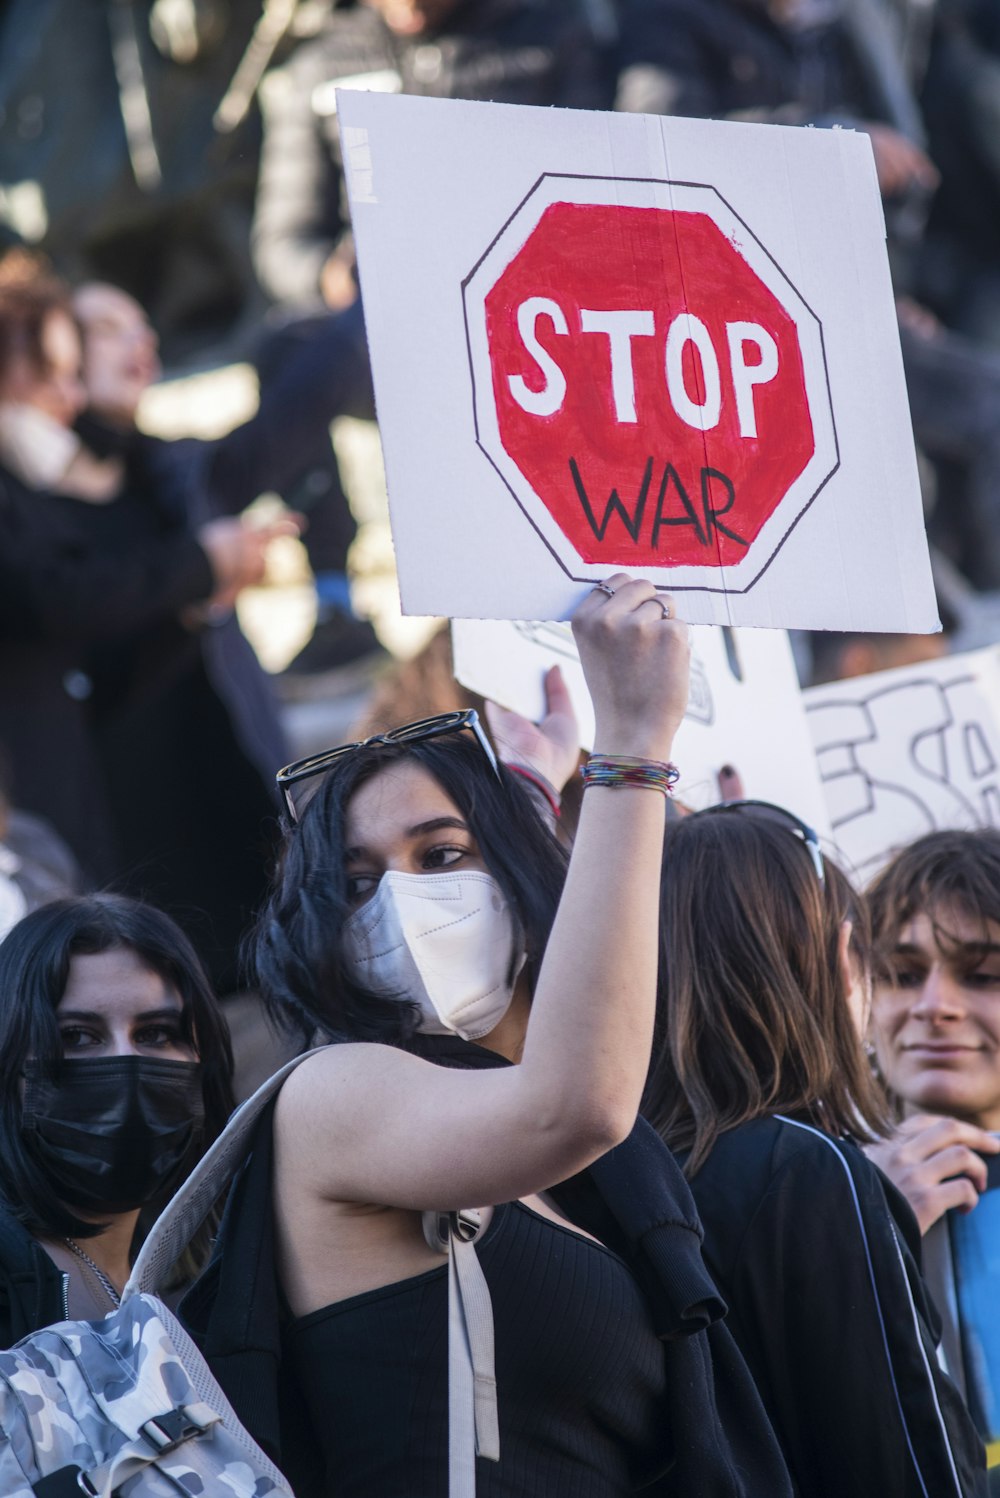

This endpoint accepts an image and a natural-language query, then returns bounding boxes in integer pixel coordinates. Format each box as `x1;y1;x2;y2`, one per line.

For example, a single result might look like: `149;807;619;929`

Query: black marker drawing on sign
806;671;1000;878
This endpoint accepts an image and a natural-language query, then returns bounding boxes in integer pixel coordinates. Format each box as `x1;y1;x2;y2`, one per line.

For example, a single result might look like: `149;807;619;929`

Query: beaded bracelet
580;753;680;797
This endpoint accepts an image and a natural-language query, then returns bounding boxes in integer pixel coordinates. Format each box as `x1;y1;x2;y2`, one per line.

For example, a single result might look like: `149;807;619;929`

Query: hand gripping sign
464;176;837;592
339;92;937;630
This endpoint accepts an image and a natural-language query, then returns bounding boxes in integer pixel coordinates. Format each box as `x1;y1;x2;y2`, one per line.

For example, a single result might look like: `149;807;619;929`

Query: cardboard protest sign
452;617;830;832
803;647;1000;880
339;90;936;631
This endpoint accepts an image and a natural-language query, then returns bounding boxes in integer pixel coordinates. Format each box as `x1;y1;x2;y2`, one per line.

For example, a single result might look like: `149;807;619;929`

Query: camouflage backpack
0;1048;497;1497
0;1055;323;1497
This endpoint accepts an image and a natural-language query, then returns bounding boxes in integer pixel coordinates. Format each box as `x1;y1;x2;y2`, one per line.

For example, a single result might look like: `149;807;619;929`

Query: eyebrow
345;816;471;861
892;941;1000;958
57;1005;184;1024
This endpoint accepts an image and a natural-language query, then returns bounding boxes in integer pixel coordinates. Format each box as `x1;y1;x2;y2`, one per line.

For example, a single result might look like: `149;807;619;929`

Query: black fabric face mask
21;1055;205;1214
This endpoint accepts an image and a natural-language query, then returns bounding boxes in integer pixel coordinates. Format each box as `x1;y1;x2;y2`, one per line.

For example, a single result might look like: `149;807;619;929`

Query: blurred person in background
915;0;1000;352
0;894;235;1344
74;276;383;686
0;253;296;990
250;0;613;679
613;0;1000;593
0;0;267;364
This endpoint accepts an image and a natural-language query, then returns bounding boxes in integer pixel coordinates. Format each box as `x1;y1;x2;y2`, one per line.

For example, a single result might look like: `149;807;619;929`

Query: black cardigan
180;1035;794;1498
686;1115;987;1498
0;1206;67;1350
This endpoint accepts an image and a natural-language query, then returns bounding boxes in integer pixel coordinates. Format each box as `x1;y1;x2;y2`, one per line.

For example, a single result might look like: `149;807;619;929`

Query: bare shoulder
273;1042;431;1132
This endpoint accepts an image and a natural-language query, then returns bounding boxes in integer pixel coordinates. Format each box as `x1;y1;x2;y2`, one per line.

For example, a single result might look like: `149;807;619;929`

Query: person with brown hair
866;829;1000;1233
865;831;1000;1482
645;803;987;1498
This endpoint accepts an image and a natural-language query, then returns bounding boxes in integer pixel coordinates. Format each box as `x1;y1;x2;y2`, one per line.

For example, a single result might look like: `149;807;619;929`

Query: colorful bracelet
580;753;680;797
505;762;562;819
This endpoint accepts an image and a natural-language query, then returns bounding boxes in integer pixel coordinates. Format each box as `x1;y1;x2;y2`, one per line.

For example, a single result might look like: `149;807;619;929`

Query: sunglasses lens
277;711;500;820
387;712;468;745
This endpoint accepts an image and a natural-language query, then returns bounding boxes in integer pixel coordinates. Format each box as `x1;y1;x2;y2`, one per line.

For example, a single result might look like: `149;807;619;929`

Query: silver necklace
63;1238;122;1308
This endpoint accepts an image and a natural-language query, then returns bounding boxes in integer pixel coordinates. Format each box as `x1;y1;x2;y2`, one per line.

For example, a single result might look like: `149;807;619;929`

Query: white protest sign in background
453;617;831;834
804;648;1000;881
340;90;936;631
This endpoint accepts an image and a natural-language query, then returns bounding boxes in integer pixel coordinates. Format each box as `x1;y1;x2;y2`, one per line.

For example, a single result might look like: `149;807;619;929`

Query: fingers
583;574;673;617
937;1177;981;1218
572;573;690;762
893;1113;1000;1160
718;764;745;802
543;664;574;719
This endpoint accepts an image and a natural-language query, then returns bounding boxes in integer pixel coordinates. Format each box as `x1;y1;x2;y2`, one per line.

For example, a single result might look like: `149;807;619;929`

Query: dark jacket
0;1206;68;1351
686;1114;987;1498
0;460;214;883
180;1035;795;1498
252;0;612;304
615;0;924;139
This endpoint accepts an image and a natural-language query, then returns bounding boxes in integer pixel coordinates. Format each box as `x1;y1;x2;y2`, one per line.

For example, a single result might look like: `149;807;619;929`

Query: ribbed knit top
283;1199;673;1496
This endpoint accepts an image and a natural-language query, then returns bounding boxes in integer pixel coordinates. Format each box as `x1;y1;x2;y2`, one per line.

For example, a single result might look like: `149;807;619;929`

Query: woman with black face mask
0;893;234;1344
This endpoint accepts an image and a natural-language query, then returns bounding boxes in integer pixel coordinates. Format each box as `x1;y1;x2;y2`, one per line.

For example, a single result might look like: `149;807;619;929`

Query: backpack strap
448;1214;500;1492
124;1047;328;1300
125;1046;501;1495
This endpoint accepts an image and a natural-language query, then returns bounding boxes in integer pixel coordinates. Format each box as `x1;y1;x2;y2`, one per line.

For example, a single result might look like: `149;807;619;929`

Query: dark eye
962;967;1000;990
890;968;926;990
59;1026;100;1052
345;872;380;904
422;844;469;871
134;1023;184;1048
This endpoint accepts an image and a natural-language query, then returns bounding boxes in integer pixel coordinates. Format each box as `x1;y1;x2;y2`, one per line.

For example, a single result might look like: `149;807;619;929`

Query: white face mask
340;870;525;1041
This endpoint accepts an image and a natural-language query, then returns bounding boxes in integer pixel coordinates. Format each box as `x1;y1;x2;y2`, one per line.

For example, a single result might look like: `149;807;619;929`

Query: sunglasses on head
276;709;501;823
696;798;826;886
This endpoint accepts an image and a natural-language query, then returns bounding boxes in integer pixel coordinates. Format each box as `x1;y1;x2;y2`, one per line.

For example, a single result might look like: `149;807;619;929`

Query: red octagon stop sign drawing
462;175;839;593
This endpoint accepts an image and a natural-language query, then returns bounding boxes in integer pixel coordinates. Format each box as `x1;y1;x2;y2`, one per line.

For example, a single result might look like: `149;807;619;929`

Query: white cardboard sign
452;617;831;833
804;648;1000;881
340;90;936;632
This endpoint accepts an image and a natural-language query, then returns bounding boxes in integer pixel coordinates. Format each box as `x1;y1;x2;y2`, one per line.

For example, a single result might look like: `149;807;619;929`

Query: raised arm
278;575;689;1210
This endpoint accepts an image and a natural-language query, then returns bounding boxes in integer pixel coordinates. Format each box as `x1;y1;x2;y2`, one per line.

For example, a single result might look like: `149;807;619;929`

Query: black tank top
282;1200;673;1496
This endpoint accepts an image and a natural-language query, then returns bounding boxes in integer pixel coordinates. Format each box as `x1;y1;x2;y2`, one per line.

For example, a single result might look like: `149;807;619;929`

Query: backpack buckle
140;1404;212;1453
31;1469;97;1497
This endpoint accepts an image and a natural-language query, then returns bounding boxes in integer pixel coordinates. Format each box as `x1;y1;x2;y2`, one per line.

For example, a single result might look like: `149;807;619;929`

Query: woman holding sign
180;577;793;1498
645;806;987;1497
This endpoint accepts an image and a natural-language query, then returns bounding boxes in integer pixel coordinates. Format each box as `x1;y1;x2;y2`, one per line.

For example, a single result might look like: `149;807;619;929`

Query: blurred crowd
2;2;1000;1494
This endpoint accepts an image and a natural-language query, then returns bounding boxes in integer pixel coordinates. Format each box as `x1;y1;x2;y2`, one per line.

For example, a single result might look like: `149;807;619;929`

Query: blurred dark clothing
0;436;284;992
0;458;214;886
615;0;923;134
918;0;1000;348
901;320;1000;588
252;0;612;306
252;302;373;575
0;0;266;362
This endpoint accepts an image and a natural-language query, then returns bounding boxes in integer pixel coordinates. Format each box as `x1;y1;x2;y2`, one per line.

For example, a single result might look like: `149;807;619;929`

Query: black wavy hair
0;894;234;1243
252;734;569;1044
